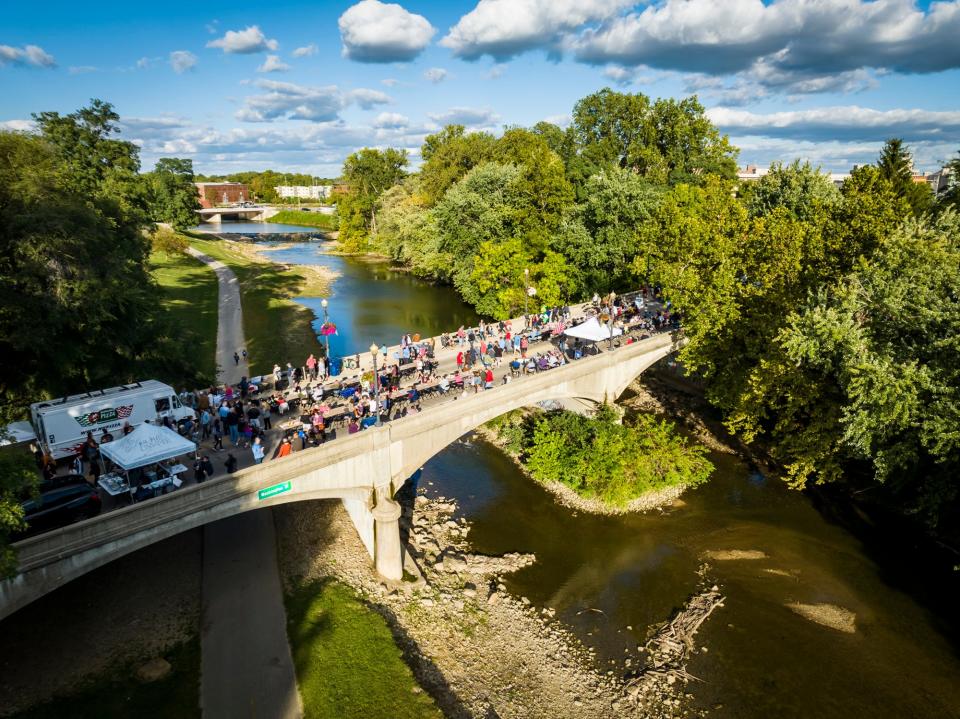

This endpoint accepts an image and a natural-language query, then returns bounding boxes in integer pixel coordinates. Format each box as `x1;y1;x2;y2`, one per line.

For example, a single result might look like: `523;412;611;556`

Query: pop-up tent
98;422;196;470
563;316;623;342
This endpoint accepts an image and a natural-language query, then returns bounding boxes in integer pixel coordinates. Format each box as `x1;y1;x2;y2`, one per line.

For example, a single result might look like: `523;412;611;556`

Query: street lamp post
523;268;529;327
370;342;381;426
320;298;331;361
607;292;616;351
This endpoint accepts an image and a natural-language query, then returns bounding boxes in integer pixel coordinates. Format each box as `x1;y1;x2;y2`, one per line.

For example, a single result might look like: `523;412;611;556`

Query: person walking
212;418;224;452
192;454;208;484
200;408;212;440
251;437;265;464
224;454;238;474
233;351;240;366
226;407;240;446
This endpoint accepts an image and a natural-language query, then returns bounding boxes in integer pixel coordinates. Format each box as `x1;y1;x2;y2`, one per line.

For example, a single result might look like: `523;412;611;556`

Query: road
189;246;302;719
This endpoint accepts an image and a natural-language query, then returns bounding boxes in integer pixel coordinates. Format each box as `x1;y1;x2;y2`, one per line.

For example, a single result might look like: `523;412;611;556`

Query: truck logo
74;405;134;428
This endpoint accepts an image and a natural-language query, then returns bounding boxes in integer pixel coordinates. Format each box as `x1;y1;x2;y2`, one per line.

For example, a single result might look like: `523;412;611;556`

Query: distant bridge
0;329;680;619
195;205;280;224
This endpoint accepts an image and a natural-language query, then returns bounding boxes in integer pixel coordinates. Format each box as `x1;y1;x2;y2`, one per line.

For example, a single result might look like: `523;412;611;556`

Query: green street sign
258;481;292;500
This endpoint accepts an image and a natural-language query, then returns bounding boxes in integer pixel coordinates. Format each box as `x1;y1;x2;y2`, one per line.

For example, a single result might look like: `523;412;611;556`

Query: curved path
187;246;302;719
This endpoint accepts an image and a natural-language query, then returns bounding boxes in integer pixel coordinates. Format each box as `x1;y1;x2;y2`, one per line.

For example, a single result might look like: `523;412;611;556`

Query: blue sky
2;0;958;175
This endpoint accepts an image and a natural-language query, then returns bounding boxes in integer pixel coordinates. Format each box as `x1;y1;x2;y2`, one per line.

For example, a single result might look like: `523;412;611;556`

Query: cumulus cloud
1;119;36;131
373;112;410;128
427;106;500;127
207;25;279;54
424;67;448;83
339;0;436;63
236;80;391;123
292;44;318;58
68;66;97;75
258;54;291;73
573;0;960;94
442;0;632;61
708;105;960;144
0;44;55;68
169;50;198;74
381;78;400;87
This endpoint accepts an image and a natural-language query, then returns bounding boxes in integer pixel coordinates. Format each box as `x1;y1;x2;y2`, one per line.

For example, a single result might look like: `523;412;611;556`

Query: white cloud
381;78;400;87
207;25;279;54
573;0;960;94
427;106;500;127
258;54;291;73
542;113;572;128
708;105;960;144
339;0;436;63
68;65;97;75
347;88;393;109
373;112;410;128
205;20;219;35
424;67;448;83
292;44;318;58
442;0;632;60
236;80;392;123
0;119;35;131
169;50;198;74
485;63;507;79
0;44;55;68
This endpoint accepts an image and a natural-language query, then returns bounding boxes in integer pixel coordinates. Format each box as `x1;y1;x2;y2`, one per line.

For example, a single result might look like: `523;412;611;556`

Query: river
266;235;960;718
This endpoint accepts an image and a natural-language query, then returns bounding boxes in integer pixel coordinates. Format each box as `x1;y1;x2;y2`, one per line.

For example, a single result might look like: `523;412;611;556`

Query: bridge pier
372;489;403;582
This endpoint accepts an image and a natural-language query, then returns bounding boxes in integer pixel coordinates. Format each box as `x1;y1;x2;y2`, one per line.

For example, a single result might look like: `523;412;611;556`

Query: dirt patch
275;496;718;719
786;602;857;633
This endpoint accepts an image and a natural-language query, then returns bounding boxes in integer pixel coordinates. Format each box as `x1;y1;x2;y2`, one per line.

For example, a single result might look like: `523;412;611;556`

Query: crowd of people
50;288;675;509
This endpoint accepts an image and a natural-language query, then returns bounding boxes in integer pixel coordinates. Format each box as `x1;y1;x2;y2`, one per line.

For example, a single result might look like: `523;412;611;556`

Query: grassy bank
270;209;338;231
149;250;218;381
487;406;714;510
285;578;442;719
187;236;326;375
11;637;200;719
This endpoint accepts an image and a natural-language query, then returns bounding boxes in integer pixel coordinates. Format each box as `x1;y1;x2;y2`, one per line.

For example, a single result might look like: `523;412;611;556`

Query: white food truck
30;380;195;459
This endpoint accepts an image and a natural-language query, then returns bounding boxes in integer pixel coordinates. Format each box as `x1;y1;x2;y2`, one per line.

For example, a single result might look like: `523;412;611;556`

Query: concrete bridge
196;205;280;224
0;331;679;620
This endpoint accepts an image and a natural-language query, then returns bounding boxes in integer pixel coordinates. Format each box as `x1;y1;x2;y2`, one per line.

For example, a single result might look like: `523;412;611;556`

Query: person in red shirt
456;350;464;370
484;368;494;389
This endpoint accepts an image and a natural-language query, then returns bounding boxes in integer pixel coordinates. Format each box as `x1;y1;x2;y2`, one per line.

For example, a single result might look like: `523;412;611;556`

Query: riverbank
184;236;329;373
274;496;719;718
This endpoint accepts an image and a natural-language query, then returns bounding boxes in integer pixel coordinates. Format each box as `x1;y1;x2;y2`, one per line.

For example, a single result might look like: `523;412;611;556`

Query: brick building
195;182;250;208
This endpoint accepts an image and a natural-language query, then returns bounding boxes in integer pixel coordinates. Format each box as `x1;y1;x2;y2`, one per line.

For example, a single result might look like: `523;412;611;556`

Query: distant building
924;167;953;196
275;185;332;200
737;165;768;181
828;173;850;188
331;183;351;196
195;182;250;208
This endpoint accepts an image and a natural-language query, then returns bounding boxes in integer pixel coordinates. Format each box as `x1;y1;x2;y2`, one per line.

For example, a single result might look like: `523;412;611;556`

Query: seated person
133;481;154;503
524;358;537;374
347;419;360;434
438;375;450;393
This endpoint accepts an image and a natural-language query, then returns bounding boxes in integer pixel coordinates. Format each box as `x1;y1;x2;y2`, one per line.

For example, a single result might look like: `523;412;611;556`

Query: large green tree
338;148;408;251
146;157;200;229
419;125;497;206
876;138;935;217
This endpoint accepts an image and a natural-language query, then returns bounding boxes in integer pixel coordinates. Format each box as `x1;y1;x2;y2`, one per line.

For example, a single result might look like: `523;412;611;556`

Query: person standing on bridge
306;353;317;379
233;351;240;366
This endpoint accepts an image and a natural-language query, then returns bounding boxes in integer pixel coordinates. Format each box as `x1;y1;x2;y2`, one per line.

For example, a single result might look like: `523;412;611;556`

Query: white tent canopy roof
98;423;195;470
563;316;623;342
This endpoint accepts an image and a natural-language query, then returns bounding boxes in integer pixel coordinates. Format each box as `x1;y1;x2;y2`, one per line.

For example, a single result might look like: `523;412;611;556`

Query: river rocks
703;549;768;561
135;657;172;683
785;602;857;633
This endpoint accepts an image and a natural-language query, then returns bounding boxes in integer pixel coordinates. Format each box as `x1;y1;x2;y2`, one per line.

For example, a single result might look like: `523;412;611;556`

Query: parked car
16;478;101;538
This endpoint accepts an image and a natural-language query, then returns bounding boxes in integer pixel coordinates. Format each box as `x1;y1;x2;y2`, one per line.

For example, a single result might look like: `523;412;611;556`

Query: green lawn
149;249;218;381
285;579;442;719
187;236;325;375
270;209;338;231
11;637;200;719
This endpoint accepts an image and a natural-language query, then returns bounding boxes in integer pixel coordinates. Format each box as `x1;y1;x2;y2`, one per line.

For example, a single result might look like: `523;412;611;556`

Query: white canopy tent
563;316;623;342
98;423;196;471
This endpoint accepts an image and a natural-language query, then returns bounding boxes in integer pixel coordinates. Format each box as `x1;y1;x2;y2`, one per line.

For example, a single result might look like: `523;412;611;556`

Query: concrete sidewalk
190;246;302;719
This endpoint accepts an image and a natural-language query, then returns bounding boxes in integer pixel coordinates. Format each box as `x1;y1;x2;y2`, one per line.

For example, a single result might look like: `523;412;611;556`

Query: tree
938;150;960;212
572;89;737;186
876;138;935;216
561;167;663;293
419;125;497;206
146;157;200;229
338;148;408;250
745;160;840;223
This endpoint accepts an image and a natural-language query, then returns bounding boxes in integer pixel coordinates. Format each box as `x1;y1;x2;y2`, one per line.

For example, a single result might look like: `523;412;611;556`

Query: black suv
17;476;102;538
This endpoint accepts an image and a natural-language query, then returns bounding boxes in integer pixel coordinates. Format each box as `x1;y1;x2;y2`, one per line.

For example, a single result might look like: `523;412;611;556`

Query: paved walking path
189;246;302;719
187;247;249;387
